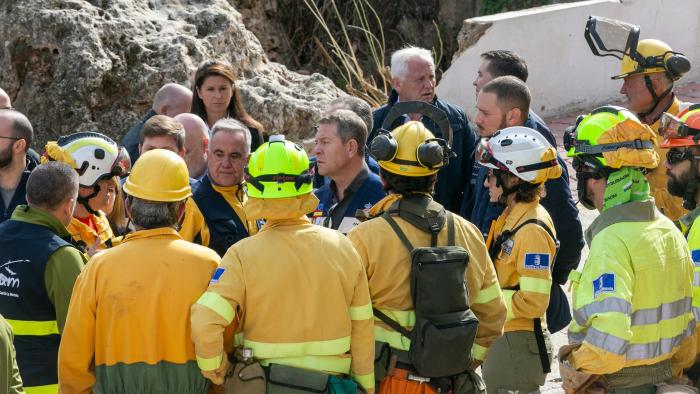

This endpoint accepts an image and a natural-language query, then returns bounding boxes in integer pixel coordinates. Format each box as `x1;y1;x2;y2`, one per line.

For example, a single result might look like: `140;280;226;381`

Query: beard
667;170;693;198
0;144;13;169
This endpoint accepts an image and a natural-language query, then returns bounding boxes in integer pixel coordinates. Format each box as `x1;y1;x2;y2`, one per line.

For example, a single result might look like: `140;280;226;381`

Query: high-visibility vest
192;175;249;256
0;219;72;393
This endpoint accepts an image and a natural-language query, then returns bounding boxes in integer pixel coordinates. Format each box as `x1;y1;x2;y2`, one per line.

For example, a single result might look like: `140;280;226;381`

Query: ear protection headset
369;101;454;169
634;51;691;81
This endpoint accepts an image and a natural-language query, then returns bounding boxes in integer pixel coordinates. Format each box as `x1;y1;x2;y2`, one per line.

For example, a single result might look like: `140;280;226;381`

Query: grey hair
210;118;252;153
129;197;182;230
390;46;435;80
26;162;78;210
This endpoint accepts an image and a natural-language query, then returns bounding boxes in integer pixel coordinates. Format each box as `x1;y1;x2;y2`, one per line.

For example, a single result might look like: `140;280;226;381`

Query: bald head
174;113;209;179
0;88;10;110
152;83;192;117
0;109;32;153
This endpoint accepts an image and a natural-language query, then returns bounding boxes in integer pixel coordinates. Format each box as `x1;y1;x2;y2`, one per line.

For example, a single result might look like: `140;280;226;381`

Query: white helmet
43;132;131;188
476;126;561;184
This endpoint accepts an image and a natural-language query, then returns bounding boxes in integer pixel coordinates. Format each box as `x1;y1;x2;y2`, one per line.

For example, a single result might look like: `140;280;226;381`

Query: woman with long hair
191;60;266;151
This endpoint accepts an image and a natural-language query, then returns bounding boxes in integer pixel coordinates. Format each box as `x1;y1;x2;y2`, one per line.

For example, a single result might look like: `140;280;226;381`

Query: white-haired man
369;46;479;213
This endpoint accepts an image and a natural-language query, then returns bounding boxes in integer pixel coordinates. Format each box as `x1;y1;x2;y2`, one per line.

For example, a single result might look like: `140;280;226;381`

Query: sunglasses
666;149;700;165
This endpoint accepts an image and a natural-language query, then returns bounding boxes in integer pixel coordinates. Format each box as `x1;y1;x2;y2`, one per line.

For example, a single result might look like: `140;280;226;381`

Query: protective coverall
481;200;555;392
568;200;695;389
190;193;375;392
67;211;116;252
347;193;506;393
58;227;220;393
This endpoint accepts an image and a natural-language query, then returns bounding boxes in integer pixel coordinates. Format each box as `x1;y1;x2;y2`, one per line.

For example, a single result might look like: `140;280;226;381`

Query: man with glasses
0;109;33;224
561;106;695;391
658;105;700;384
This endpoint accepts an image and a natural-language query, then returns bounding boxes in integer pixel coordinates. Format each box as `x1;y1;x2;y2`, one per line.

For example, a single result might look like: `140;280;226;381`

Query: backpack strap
372;307;412;338
382;212;414;253
447;212;455;246
488;218;558;261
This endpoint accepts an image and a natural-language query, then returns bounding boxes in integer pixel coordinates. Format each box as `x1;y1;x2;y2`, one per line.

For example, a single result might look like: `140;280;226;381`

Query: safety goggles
659;112;700;139
475;138;508;171
666;148;700;165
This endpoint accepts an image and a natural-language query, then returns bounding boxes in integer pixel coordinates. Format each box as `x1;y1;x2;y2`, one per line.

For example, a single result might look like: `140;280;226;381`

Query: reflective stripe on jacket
568;200;695;376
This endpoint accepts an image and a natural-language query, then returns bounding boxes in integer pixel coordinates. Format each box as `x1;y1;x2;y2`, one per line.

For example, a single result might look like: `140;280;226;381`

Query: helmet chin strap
638;75;673;124
77;183;101;216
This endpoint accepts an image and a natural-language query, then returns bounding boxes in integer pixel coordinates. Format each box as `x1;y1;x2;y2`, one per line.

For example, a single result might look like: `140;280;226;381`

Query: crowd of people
0;21;699;394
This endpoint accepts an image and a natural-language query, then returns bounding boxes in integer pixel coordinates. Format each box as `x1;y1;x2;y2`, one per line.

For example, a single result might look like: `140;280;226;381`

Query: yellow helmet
123;149;191;202
370;121;450;177
612;39;688;81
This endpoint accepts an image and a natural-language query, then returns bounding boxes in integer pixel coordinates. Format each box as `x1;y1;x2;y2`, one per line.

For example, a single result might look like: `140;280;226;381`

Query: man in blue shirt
313;110;385;234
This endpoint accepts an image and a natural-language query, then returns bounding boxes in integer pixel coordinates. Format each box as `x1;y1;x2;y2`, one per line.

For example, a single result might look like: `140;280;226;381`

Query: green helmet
245;135;313;199
564;106;656;173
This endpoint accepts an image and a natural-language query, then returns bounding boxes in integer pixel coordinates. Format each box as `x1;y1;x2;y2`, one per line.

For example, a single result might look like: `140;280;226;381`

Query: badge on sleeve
692;250;700;266
210;267;226;285
523;253;550;270
592;273;615;298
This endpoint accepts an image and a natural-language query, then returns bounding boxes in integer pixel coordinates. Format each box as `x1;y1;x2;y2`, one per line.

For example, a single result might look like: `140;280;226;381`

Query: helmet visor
111;147;131;178
584;15;640;60
475;138;509;171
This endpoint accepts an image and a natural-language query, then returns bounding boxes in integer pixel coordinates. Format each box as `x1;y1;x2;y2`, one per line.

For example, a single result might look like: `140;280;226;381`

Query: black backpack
373;196;479;378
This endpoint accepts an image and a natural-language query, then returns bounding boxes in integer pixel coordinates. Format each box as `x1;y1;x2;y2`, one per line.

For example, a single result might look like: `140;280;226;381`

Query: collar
498;200;541;233
680;206;700;235
330;165;369;201
585;199;657;245
10;205;71;237
122;227;182;243
211;182;246;203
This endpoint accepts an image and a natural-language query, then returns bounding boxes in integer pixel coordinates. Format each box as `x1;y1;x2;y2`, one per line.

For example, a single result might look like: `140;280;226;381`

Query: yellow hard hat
123;149;191;202
371;121;450;177
612;39;684;80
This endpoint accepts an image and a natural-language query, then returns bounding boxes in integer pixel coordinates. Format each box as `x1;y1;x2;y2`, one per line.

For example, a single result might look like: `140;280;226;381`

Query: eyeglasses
666;149;700;165
0;135;20;141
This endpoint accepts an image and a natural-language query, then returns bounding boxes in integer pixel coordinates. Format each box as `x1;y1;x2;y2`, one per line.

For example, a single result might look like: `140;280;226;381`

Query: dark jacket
370;90;479;213
0;170;29;224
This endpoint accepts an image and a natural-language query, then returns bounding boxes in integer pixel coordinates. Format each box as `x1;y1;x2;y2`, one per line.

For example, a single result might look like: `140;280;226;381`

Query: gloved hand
201;355;230;385
559;344;608;393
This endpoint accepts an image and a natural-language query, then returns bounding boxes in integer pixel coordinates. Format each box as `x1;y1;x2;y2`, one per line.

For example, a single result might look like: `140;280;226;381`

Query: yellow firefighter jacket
190;193;375;391
489;200;555;332
347;193;507;363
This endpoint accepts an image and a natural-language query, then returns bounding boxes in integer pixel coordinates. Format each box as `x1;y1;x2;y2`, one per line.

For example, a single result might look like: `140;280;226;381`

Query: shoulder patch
523;253;550;270
210;267;226;285
593;273;615;298
691;249;700;266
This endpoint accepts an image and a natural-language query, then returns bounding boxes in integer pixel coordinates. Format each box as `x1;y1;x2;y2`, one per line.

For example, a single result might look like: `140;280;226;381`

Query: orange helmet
659;104;700;148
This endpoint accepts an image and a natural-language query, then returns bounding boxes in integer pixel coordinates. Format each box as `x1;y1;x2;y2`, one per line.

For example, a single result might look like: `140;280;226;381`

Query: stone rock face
0;0;343;150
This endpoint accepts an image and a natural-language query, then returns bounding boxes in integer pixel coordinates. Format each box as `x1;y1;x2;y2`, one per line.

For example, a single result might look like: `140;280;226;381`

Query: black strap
533;318;551;373
382;213;414;253
489;218;557;261
447;213;455;246
373;307;412;338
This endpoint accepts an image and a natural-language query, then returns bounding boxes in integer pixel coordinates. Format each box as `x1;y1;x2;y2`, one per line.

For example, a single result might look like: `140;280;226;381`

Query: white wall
437;0;700;118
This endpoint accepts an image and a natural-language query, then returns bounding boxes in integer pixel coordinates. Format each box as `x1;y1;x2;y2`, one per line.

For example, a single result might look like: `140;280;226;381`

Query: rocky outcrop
0;0;343;149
